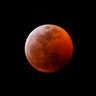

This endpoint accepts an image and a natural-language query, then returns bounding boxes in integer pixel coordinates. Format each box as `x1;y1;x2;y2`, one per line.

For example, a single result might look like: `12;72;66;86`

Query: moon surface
24;24;73;73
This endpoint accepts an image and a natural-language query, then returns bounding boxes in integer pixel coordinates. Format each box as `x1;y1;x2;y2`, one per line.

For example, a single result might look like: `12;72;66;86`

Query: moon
24;24;73;73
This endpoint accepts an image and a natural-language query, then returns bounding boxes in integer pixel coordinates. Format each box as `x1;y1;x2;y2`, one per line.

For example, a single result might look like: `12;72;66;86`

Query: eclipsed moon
24;24;73;73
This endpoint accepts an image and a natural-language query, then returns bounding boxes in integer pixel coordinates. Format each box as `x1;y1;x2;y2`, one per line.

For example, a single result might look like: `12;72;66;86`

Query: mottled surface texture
25;24;73;73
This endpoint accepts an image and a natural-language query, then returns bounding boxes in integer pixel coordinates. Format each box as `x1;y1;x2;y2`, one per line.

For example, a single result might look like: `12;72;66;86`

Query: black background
2;2;83;92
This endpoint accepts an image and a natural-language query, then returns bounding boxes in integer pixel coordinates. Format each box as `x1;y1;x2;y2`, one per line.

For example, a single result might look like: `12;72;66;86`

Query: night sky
3;3;82;90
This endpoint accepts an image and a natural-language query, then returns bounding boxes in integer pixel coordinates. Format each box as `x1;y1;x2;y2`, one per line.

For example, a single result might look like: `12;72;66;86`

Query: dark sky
3;3;82;90
3;1;96;94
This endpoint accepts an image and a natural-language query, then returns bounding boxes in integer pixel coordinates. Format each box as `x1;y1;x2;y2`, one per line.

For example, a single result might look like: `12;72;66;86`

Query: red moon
24;24;73;73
